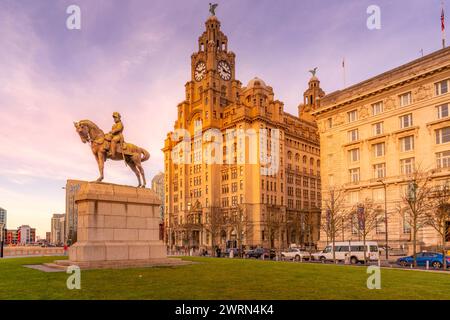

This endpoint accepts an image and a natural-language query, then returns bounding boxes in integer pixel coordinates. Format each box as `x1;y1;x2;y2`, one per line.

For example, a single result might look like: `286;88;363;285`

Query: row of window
348;107;448;142
221;181;243;194
348;127;450;164
221;195;244;207
286;198;318;209
348;151;450;183
326;78;449;129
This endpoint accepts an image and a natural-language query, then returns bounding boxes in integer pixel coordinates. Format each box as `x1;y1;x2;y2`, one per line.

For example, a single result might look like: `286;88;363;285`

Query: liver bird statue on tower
209;3;218;16
309;67;318;77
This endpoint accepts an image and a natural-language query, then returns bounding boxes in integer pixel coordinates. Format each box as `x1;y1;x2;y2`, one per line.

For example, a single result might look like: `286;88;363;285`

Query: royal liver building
163;12;323;254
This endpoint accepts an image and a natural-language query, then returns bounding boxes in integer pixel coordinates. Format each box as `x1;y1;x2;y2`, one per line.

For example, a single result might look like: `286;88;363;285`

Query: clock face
218;61;232;81
194;61;206;81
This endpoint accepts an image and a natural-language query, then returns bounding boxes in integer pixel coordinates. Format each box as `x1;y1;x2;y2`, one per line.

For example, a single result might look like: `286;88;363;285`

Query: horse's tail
140;148;150;162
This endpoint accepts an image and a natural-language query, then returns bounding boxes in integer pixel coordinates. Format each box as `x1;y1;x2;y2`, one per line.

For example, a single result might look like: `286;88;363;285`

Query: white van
311;241;379;264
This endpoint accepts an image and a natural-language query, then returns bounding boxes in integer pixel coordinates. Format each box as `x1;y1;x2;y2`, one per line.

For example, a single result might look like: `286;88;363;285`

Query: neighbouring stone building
65;179;87;244
313;47;450;252
51;214;65;246
17;225;35;245
163;14;322;253
0;207;6;243
151;172;165;220
0;207;6;227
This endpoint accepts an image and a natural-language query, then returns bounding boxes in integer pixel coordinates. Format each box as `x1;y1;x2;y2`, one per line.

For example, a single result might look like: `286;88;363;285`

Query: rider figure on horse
106;112;124;158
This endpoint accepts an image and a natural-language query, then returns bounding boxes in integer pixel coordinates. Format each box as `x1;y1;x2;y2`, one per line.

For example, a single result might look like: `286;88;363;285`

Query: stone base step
42;263;68;270
48;257;192;270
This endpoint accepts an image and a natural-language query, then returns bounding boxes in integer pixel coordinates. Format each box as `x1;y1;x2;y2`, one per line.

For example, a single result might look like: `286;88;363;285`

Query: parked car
281;248;310;261
222;248;240;257
245;248;275;259
396;252;450;269
311;241;379;264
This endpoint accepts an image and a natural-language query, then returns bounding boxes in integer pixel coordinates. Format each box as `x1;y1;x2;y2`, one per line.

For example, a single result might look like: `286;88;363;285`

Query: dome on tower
246;77;267;89
207;15;219;22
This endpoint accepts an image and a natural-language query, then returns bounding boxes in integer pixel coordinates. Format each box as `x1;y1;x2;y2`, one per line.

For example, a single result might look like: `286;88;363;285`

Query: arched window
287;151;292;160
310;158;314;166
303;155;307;164
295;153;300;162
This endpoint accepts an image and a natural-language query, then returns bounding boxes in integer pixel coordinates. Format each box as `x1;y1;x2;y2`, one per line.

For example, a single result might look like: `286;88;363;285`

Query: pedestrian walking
63;243;68;256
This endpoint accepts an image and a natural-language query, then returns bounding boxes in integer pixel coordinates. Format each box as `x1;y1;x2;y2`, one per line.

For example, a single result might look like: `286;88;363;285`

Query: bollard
426;260;429;270
378;259;381;267
410;263;413;269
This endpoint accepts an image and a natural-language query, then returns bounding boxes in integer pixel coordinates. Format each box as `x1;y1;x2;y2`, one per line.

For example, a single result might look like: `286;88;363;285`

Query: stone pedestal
54;182;185;270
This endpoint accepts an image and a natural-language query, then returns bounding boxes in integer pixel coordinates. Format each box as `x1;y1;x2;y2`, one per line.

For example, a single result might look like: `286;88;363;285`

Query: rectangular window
400;136;414;152
349;148;360;162
349;191;359;204
399;92;412;107
400;114;413;129
349;168;360;183
436;127;450;144
400;158;415;175
437;104;449;119
372;122;384;136
327;118;333;129
376;216;386;234
436;151;450;168
373;143;385;157
348;129;359;142
348;110;358;123
374;163;386;178
372;188;385;202
435;79;449;96
403;214;411;234
372;101;384;115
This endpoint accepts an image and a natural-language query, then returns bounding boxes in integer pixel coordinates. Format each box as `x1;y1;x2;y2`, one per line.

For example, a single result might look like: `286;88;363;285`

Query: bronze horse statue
74;120;150;187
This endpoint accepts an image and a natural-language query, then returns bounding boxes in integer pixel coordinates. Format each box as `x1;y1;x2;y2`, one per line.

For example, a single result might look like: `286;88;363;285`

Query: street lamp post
0;225;5;258
378;179;389;260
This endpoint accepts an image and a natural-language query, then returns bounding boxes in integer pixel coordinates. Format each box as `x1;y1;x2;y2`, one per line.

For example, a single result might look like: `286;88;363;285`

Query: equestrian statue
74;113;150;188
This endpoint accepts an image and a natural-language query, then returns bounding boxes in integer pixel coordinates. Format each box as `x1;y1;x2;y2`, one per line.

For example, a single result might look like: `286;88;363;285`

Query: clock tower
164;8;322;253
184;14;240;128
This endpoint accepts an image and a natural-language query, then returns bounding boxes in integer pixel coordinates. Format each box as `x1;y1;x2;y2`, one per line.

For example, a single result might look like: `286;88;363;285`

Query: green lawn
0;256;449;300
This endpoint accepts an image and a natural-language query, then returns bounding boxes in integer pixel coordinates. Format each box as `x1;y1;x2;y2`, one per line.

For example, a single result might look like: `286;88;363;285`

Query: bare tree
226;205;252;257
351;198;386;263
426;181;450;269
265;206;284;259
321;186;348;263
203;206;226;254
399;168;435;267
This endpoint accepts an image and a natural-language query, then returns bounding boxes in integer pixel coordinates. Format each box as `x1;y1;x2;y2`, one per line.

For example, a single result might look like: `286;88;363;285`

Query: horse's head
74;121;90;143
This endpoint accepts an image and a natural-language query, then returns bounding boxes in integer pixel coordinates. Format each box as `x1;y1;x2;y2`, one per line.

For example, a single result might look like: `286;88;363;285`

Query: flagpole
442;0;446;49
342;58;347;88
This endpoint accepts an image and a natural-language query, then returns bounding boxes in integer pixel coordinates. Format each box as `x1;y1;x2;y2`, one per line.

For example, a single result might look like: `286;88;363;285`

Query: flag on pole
442;0;446;48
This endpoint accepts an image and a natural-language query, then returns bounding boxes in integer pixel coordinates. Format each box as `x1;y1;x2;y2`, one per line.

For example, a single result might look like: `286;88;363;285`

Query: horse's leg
138;163;146;188
127;159;141;187
133;154;146;188
96;152;105;182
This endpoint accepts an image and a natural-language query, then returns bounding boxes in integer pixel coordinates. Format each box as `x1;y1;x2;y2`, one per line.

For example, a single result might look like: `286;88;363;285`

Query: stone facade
313;47;450;252
163;15;322;253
